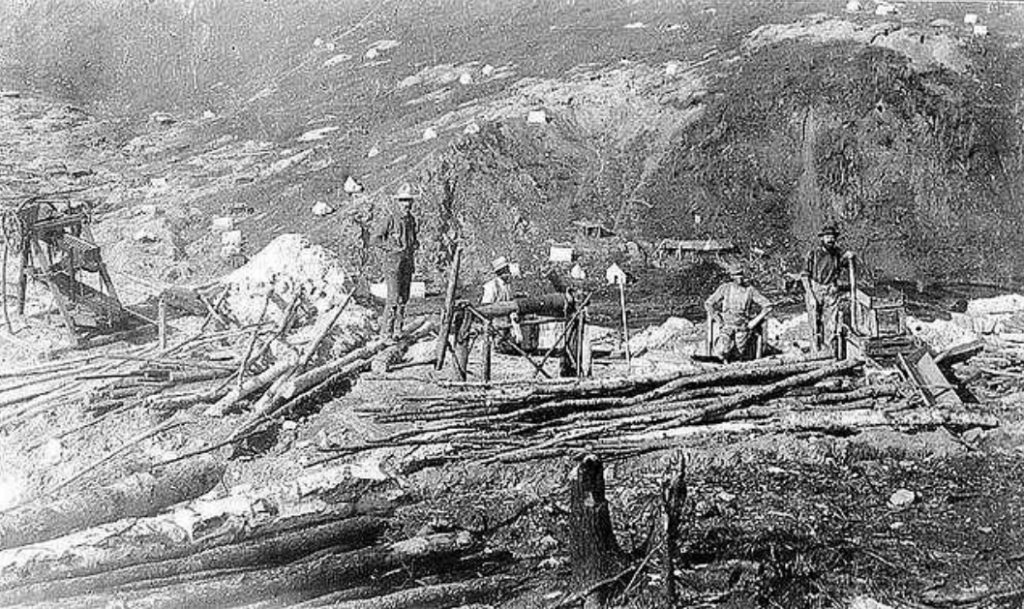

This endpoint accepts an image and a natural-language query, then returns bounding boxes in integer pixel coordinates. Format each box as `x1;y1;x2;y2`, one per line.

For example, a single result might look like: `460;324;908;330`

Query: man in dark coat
804;223;853;353
374;182;418;338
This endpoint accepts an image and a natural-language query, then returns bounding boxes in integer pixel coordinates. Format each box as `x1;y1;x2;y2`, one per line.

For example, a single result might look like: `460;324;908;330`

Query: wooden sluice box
844;285;917;362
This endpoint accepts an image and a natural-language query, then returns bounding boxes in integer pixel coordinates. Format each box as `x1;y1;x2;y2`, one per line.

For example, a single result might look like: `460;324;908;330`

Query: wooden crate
853;287;907;338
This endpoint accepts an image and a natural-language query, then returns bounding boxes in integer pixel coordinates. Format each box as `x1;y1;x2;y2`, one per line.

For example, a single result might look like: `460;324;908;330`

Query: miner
374;182;418;338
803;223;853;353
704;264;773;362
481;256;523;349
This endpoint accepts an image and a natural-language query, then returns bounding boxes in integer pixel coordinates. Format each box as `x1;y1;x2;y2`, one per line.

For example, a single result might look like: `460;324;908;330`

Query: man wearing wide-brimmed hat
374;182;419;338
704;263;773;362
803;223;852;353
481;256;524;349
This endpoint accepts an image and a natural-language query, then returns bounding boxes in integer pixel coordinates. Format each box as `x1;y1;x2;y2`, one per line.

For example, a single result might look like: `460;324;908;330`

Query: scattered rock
717;491;737;503
211;216;235;232
463;122;480;135
297;126;338;142
458;72;473;86
665;61;682;76
874;3;897;16
39;438;62;466
322;53;352;68
221;230;243;247
844;0;862;13
628;317;699;354
367;146;381;158
570;264;586;280
365;48;380;60
311;201;335;217
343;176;363;193
849;596;895;609
133;228;158;243
929;18;954;28
481;64;496;77
150;112;176;125
962;427;988;446
624;22;646;29
964;13;979;25
202;110;216;120
422;127;438;141
527;109;548;124
973;24;989;37
888;488;916;509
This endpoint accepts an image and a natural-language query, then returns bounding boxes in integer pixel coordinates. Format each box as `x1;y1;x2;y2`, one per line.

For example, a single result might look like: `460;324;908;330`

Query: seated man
481;257;524;351
704;264;774;363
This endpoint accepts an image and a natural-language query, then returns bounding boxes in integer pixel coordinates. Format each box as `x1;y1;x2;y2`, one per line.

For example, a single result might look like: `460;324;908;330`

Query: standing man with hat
374;182;419;338
704;264;774;362
803;223;854;354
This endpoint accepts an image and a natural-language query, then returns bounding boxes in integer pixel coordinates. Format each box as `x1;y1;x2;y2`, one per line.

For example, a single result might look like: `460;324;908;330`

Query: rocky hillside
1;0;1022;288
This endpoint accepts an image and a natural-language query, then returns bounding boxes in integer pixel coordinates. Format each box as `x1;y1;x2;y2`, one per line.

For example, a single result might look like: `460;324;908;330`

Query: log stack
335;355;997;467
0;459;515;609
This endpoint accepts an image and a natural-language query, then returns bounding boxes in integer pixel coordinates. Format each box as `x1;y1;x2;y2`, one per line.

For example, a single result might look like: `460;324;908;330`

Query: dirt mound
218;233;364;325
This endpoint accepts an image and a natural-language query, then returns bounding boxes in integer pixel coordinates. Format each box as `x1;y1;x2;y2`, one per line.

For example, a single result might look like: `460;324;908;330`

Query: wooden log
322;575;517;609
660;452;686;607
568;454;625;609
208;350;298;416
0;490;391;589
1;516;388;604
51;531;478;609
0;456;224;551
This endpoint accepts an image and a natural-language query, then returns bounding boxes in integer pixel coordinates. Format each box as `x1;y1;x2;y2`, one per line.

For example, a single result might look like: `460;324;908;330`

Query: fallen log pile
335;356;997;466
0;458;516;608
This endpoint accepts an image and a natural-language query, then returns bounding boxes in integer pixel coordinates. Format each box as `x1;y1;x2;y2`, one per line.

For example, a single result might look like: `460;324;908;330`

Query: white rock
527;109;548;124
888;488;916;508
845;0;862;12
717;491;737;503
365;47;380;60
973;24;989;37
211;216;234;232
570;264;586;280
133;229;158;243
463;122;480;135
313;37;324;47
150;177;169;190
135;204;158;217
549;245;573;263
221;230;243;247
624;22;645;29
202;110;216;119
325;42;336;52
311;201;335;216
297;126;338;142
282;420;298;431
481;64;496;77
964;13;979;25
874;3;896;16
850;596;897;609
40;438;62;466
367;146;381;158
343;176;363;193
422;127;438;141
665;61;682;76
322;53;352;68
458;72;473;85
151;112;176;125
929;18;955;28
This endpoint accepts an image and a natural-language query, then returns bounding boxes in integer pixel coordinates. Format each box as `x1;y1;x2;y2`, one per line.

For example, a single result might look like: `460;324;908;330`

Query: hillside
2;0;1022;289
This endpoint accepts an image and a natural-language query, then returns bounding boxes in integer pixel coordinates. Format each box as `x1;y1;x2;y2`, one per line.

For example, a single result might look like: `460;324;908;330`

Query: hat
491;256;510;273
726;263;744;276
819;223;840;237
393;182;417;200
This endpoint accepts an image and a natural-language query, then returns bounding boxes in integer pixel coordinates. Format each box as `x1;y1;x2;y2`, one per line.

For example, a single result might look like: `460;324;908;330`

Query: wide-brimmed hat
393;182;417;200
491;256;510;273
819;223;840;237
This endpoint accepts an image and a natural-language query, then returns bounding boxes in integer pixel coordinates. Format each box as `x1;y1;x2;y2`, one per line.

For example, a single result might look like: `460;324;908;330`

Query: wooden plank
898;348;962;408
934;339;985;368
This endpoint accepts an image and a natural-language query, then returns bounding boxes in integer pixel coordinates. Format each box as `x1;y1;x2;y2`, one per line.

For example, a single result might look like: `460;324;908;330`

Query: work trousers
713;324;752;362
810;281;839;352
382;253;414;337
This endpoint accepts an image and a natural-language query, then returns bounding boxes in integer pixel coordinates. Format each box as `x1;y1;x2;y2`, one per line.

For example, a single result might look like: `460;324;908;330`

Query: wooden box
853;287;906;338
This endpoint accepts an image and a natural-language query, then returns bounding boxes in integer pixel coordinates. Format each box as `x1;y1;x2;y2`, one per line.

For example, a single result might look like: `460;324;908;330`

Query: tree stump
567;454;624;608
660;451;687;606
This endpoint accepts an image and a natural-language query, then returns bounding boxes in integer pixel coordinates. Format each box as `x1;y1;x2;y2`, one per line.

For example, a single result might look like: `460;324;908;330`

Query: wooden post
158;297;168;350
435;247;462;370
1;240;11;333
660;451;687;606
617;281;631;371
482;320;493;383
848;255;858;332
568;454;624;608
